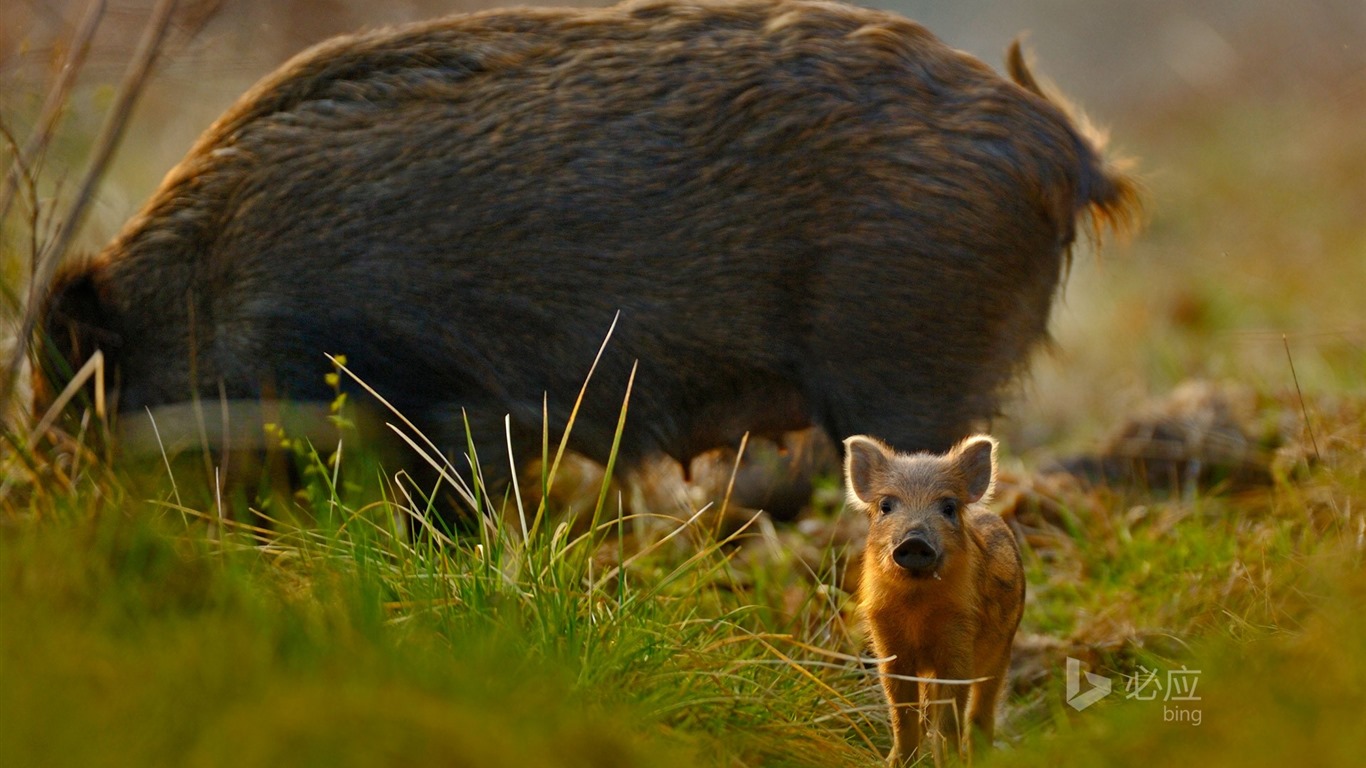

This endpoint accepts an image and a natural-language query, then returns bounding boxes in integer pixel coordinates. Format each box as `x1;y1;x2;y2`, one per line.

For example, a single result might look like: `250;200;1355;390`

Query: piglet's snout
892;535;939;573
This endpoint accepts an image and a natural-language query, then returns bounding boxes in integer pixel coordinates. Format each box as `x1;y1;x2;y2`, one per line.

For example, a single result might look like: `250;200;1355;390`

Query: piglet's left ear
954;435;998;505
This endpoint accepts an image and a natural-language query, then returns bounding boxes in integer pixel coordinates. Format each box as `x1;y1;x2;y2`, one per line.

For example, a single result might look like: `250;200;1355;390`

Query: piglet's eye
878;498;894;515
939;498;959;520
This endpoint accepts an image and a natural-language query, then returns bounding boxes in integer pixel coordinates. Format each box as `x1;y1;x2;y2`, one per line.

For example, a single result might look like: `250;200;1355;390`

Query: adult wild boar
36;0;1137;513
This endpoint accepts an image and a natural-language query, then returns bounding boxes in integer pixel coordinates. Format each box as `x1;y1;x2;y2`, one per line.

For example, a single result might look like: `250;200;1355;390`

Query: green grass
0;452;883;767
3;386;1362;767
990;540;1366;768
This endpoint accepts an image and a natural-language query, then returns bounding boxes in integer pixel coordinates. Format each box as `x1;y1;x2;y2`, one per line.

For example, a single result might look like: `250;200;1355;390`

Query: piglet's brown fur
845;434;1025;764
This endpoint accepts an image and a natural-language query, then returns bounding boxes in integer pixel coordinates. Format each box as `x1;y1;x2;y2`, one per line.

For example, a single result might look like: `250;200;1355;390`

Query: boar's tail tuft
1006;40;1143;245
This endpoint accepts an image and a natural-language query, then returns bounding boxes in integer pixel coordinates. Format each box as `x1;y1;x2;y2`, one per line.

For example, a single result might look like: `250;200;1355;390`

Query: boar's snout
892;534;940;575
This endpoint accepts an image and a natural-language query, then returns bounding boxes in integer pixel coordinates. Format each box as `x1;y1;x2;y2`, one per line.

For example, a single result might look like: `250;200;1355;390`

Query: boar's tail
1006;40;1143;245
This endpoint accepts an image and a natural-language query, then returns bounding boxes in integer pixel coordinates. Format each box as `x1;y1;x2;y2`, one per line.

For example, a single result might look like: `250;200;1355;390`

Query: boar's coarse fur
36;0;1138;512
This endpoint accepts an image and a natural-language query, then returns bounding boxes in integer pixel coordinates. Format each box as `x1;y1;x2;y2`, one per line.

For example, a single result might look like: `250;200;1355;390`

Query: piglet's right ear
843;435;892;505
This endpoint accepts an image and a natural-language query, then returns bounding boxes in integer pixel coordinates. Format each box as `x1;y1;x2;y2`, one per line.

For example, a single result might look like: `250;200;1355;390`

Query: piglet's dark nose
892;537;937;572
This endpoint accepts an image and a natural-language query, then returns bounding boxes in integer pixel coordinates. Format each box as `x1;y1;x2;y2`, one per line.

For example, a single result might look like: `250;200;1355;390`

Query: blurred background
2;0;1364;455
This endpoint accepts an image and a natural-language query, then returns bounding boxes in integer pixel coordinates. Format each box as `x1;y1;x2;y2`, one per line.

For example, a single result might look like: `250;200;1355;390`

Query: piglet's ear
955;435;998;505
843;435;892;505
